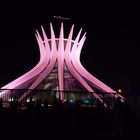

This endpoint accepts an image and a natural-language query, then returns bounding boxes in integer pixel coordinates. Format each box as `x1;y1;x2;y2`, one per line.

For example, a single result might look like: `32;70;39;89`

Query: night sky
0;3;139;93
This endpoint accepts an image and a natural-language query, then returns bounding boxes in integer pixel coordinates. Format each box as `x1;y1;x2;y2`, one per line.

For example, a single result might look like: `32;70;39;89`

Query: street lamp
118;89;122;94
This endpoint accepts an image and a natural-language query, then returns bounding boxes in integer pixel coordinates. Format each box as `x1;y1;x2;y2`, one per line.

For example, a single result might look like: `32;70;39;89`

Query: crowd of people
0;96;135;140
0;96;133;112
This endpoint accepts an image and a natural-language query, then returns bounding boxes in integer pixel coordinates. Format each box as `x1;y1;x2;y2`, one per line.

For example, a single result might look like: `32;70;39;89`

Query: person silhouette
35;99;41;110
27;97;35;110
112;97;125;139
0;98;3;110
10;98;20;111
96;98;104;120
44;99;48;110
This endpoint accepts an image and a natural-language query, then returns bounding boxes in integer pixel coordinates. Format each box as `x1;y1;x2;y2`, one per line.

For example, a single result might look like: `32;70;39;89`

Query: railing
0;89;119;108
0;89;140;119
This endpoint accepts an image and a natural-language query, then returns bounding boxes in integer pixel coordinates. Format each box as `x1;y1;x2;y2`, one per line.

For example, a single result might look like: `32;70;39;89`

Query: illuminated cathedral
0;23;124;106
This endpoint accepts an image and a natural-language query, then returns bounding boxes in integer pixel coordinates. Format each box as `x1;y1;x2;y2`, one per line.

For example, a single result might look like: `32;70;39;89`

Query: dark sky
0;3;139;93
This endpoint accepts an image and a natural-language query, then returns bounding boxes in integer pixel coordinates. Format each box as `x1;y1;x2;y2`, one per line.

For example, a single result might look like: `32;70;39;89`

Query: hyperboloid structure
0;23;124;105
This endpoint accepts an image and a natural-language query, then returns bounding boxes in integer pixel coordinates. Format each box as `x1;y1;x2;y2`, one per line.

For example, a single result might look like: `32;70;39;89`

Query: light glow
118;89;122;93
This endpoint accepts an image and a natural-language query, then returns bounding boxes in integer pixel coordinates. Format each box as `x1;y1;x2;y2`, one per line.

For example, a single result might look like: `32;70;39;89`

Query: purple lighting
0;23;124;104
